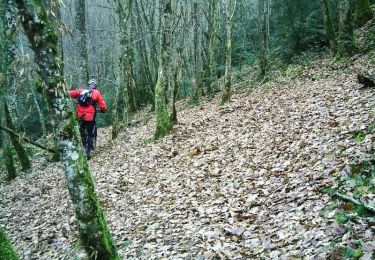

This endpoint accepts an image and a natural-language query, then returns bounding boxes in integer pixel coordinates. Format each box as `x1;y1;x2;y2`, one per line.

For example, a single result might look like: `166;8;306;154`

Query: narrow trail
1;68;374;259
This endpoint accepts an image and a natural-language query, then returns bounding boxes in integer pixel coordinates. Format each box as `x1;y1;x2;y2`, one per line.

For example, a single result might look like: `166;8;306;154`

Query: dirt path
1;70;374;259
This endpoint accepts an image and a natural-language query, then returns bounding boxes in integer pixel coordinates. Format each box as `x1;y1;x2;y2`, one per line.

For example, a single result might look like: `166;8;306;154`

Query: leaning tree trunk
74;0;89;83
221;0;235;105
154;0;173;139
320;0;338;52
0;227;18;260
354;0;373;27
14;1;119;258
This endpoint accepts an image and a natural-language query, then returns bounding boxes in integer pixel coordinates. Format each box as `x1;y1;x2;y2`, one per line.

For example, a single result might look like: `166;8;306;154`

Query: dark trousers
79;120;96;151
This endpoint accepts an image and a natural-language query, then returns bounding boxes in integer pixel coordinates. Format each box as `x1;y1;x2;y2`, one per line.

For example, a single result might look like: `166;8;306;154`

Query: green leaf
354;131;365;142
122;239;132;247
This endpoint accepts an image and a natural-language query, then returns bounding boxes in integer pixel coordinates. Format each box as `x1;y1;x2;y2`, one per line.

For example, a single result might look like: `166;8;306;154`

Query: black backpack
78;89;93;106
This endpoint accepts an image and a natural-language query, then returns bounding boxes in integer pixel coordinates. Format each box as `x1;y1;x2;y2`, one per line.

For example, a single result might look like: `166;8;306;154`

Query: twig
333;192;375;214
0;125;56;154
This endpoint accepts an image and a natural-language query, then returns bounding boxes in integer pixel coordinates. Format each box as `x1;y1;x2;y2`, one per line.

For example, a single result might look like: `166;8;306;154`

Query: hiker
69;79;107;158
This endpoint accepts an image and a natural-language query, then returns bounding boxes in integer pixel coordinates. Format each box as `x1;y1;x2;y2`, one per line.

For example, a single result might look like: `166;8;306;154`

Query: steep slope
0;59;374;259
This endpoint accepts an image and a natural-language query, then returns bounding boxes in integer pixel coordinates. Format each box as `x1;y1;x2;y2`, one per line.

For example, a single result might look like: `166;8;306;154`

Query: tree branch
0;125;56;153
333;192;375;214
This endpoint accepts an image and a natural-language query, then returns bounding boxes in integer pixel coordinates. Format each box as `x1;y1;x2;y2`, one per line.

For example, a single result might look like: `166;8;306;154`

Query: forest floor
1;54;375;259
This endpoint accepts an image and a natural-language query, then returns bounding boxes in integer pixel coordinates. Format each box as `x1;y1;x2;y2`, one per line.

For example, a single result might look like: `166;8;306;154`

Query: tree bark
189;1;200;106
205;0;217;97
154;0;173;139
258;0;269;78
15;1;119;258
1;0;31;172
320;0;338;52
4;101;32;171
74;0;89;83
221;0;236;105
338;0;355;55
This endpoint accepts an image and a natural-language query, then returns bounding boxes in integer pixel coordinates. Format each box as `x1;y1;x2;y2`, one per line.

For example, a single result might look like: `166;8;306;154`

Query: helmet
88;79;98;89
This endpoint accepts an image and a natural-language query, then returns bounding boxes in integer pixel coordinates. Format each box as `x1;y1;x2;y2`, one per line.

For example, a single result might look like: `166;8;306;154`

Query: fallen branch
333;192;375;214
0;125;56;154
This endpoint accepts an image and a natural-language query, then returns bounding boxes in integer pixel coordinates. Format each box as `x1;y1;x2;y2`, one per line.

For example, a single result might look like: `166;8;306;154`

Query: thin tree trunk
171;49;182;124
206;0;217;97
29;75;47;136
320;0;338;52
338;0;355;55
189;1;200;106
15;1;119;258
154;0;173;139
258;0;269;78
74;0;89;83
111;79;120;140
221;0;236;105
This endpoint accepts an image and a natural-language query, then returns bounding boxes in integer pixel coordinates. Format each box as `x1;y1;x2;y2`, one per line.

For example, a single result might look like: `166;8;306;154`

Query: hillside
1;56;374;259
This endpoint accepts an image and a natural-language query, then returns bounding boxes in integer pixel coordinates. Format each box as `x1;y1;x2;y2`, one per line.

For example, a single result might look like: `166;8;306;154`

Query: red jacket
70;88;107;121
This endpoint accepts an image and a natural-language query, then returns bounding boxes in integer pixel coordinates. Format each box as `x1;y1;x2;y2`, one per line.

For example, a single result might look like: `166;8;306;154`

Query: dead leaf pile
0;63;374;259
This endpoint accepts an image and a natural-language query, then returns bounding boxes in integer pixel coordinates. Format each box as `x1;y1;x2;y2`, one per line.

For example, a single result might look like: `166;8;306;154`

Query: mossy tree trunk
221;0;236;105
74;0;89;83
338;0;355;55
320;0;338;53
171;48;182;124
0;227;18;260
117;0;134;125
4;102;31;171
1;0;31;172
15;1;119;258
0;1;15;181
0;110;16;180
189;1;201;106
204;0;217;97
258;0;270;79
354;0;373;27
154;0;173;139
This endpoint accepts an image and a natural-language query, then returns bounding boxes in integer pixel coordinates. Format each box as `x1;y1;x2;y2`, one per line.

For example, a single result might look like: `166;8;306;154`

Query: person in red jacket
70;79;107;158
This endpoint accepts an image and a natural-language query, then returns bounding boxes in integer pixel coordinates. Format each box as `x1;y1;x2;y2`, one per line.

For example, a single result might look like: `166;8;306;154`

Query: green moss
0;228;18;260
71;152;119;259
154;73;172;140
285;64;303;79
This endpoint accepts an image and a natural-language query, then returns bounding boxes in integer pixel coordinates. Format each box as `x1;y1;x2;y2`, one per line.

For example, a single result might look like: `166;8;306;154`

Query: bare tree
221;0;236;105
154;0;173;139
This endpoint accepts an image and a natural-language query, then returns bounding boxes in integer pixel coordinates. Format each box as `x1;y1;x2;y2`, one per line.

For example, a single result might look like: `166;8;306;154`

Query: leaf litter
0;63;374;259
